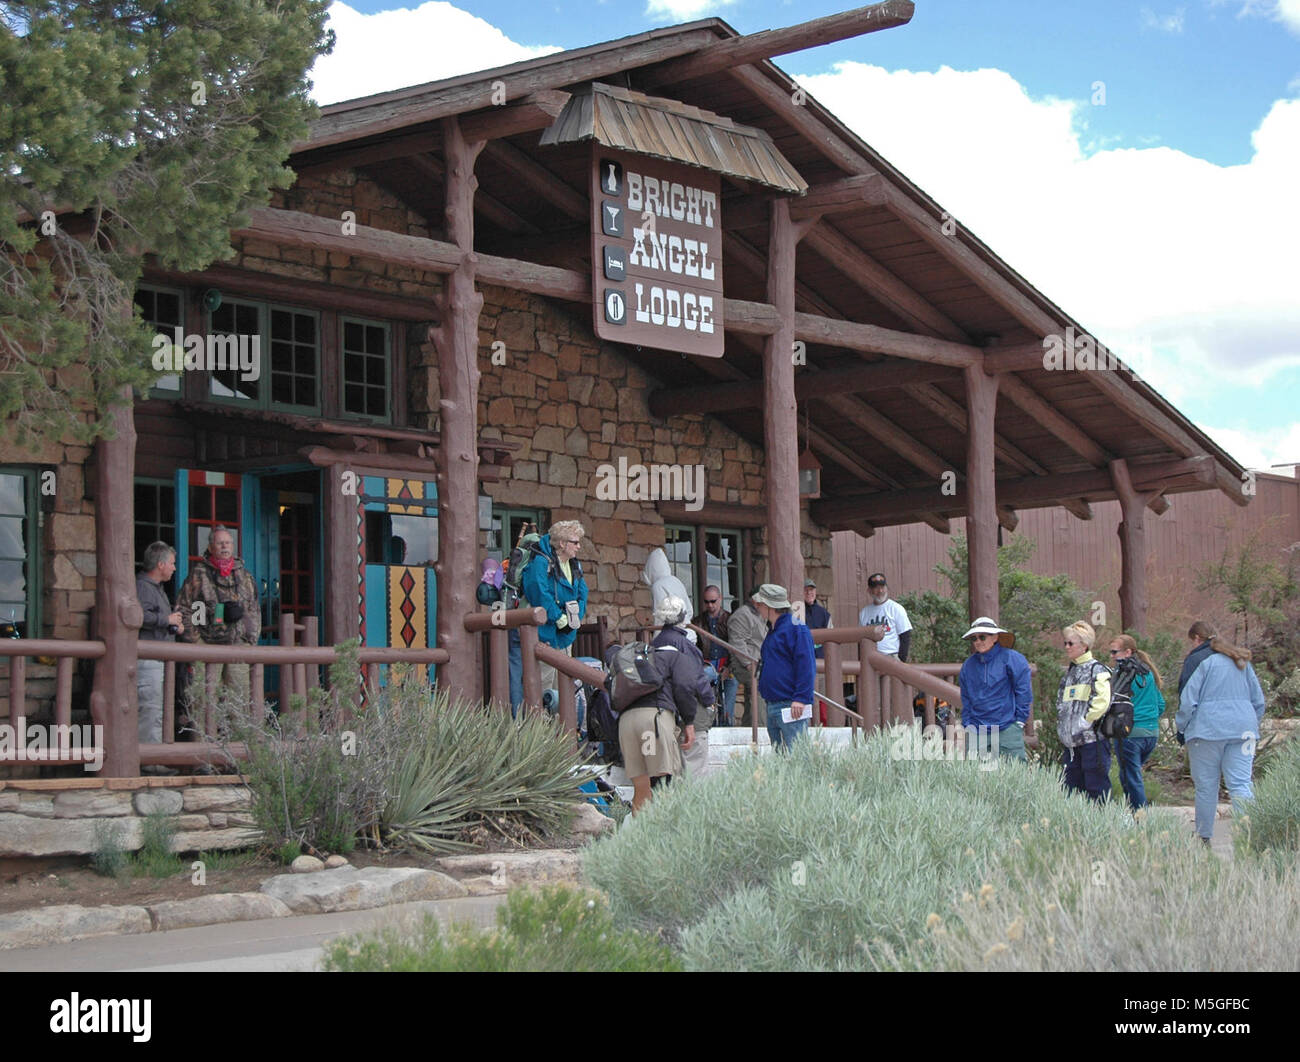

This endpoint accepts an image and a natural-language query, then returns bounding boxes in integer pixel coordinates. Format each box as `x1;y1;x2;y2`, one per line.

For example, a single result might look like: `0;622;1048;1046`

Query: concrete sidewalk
0;894;506;972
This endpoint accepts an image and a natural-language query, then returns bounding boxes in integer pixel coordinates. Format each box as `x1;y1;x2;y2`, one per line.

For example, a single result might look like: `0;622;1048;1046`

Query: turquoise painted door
360;476;438;689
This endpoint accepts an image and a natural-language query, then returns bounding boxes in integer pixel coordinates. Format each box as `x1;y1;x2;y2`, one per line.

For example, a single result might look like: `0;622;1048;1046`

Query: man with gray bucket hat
754;584;816;751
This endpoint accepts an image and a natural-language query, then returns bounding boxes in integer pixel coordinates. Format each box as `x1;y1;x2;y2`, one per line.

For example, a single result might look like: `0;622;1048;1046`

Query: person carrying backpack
520;520;588;701
1107;634;1166;810
617;595;709;811
1056;620;1112;804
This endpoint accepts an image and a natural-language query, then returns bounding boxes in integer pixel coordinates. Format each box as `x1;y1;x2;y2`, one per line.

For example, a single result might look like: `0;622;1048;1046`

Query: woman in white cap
1056;620;1112;803
957;617;1033;762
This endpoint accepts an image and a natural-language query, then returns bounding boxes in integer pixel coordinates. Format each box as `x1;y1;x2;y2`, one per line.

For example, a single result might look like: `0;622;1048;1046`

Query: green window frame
0;467;42;638
207;299;322;415
340;316;392;423
134;284;185;399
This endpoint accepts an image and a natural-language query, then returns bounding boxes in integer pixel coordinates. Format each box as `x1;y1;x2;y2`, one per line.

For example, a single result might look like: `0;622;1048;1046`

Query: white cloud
1273;0;1300;33
310;2;561;105
795;62;1300;434
1140;6;1186;32
645;0;738;22
1195;421;1300;470
1213;0;1300;35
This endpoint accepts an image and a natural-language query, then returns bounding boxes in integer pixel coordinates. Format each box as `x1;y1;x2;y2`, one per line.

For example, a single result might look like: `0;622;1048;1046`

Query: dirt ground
0;828;591;917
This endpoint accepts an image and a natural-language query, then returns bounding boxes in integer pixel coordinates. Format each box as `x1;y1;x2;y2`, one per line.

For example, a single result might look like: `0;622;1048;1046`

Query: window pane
344;384;364;413
0;474;25;516
391;513;438;565
189;485;212;520
0;559;25;603
272;374;292;404
0;516;26;559
215;489;239;524
365;388;385;416
294;346;313;376
365;357;384;385
344;321;362;350
295;377;316;406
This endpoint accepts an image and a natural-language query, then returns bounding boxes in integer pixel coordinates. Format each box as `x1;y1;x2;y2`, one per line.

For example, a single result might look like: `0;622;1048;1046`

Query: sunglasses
971;633;995;642
1063;639;1080;646
868;582;886;589
704;598;719;604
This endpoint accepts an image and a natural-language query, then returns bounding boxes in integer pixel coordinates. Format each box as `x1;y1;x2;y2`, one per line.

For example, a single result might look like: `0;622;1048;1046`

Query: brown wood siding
832;474;1300;635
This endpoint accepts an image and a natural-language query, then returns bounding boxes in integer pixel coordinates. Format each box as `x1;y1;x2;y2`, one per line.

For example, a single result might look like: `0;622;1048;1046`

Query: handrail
687;621;761;744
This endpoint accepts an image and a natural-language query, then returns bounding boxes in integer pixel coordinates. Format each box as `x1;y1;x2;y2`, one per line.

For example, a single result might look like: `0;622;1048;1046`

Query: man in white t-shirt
857;572;913;722
857;572;912;660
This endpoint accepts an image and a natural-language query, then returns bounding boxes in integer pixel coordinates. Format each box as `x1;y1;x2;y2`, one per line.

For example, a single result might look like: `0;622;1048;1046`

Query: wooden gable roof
278;2;1247;533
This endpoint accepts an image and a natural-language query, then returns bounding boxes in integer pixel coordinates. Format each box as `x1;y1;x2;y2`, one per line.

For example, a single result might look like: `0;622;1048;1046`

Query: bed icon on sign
604;289;627;325
603;246;626;281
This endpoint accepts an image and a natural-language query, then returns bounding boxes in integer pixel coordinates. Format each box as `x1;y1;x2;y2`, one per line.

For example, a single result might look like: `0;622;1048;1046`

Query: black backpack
1096;657;1138;739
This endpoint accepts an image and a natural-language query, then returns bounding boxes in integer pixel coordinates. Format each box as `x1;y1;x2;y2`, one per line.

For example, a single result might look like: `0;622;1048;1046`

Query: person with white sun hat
957;616;1034;762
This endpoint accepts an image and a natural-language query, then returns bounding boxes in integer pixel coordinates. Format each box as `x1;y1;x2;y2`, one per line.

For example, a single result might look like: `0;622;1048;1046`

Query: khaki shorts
619;705;682;779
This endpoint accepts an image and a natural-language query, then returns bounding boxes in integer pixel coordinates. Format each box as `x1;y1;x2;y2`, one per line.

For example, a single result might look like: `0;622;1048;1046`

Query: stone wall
0;776;259;858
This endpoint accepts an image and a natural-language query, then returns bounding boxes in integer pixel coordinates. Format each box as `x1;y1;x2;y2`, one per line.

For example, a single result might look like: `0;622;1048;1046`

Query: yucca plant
379;686;592;853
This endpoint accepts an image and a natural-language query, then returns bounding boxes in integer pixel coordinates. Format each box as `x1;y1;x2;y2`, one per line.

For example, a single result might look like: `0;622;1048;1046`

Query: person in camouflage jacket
175;526;261;729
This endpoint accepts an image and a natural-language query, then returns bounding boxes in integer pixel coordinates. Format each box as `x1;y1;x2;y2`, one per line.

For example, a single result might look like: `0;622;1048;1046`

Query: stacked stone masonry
0;777;259;858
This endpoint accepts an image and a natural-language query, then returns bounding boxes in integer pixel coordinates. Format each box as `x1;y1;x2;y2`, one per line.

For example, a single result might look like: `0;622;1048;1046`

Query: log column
764;198;802;592
323;462;360;646
965;366;1000;621
90;391;142;777
1110;458;1152;634
430;116;486;700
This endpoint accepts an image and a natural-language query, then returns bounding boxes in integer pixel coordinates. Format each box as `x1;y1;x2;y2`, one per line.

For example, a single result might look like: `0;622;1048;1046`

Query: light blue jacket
1176;652;1266;741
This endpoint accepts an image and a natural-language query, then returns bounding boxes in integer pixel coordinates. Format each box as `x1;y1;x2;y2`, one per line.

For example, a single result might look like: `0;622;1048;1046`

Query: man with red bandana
176;525;262;722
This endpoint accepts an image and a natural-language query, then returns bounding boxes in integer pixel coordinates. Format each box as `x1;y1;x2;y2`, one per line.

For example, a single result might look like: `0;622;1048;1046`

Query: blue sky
315;1;1300;470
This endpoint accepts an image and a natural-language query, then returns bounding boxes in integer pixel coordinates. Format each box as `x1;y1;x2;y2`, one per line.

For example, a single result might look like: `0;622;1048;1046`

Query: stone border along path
0;849;588;951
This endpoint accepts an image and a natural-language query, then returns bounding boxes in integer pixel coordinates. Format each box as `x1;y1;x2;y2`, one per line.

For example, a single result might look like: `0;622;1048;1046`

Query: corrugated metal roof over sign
540;82;806;194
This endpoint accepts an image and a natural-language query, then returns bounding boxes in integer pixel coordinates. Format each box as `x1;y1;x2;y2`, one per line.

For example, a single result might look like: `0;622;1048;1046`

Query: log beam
810;457;1213;527
997;372;1110;468
431;117;486;701
765;198;802;590
965;366;1001;620
1111;459;1155;634
642;1;915;88
820;393;953;480
402;154;538;235
482;139;588;219
90;390;141;777
649;360;957;417
997;505;1019;533
804;222;970;342
904;382;1047;476
459;90;570;141
1060;498;1094;521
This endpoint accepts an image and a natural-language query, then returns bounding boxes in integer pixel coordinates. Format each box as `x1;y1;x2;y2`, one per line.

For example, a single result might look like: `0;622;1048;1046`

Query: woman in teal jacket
1176;635;1266;845
1107;634;1166;811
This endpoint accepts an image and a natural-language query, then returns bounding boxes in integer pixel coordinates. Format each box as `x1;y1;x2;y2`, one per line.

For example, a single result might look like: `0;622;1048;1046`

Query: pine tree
0;0;333;442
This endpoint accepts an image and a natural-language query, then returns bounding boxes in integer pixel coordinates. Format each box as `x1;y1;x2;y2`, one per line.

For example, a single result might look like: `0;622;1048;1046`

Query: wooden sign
590;147;724;358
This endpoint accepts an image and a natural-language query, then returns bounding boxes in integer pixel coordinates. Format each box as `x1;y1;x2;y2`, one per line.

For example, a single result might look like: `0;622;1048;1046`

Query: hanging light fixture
798;401;821;499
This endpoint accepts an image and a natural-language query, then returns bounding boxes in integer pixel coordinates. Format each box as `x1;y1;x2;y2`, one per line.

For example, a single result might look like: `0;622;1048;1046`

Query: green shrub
320;885;680;972
1236;733;1300;859
133;810;182;877
585;730;1137;971
380;684;590;853
90;819;129;877
924;821;1300;971
588;731;1300;970
225;641;591;856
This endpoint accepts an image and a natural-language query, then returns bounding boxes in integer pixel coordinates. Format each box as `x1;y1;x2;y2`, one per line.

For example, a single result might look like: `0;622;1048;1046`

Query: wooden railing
0;635;447;776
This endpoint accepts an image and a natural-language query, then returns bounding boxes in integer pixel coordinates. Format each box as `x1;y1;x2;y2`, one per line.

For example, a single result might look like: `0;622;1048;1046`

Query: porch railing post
488;627;510;711
519;625;542;714
860;638;880;731
824;641;844;727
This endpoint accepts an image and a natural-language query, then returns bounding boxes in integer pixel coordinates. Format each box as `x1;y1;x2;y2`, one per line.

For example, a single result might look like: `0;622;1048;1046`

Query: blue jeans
765;701;809;751
1062;741;1111;803
703;664;738;726
508;630;523;719
1114;734;1157;810
1186;737;1255;840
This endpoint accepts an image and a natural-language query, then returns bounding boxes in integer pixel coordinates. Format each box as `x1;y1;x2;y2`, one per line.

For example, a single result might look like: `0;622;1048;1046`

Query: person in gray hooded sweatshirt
642;548;713;777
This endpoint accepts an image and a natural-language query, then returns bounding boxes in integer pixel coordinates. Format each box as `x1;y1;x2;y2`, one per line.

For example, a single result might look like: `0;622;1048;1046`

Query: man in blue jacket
957;616;1033;762
521;520;588;700
754;584;815;750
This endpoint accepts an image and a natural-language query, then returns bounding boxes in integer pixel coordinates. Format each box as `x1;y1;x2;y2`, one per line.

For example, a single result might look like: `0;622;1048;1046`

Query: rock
260;865;467;914
0;813;143;857
181;786;251;812
133;789;184;816
324;855;349;869
0;904;151;950
460;875;504;896
169;827;261;853
434;850;583;889
147;893;292;932
291;855;325;874
570;802;615;839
